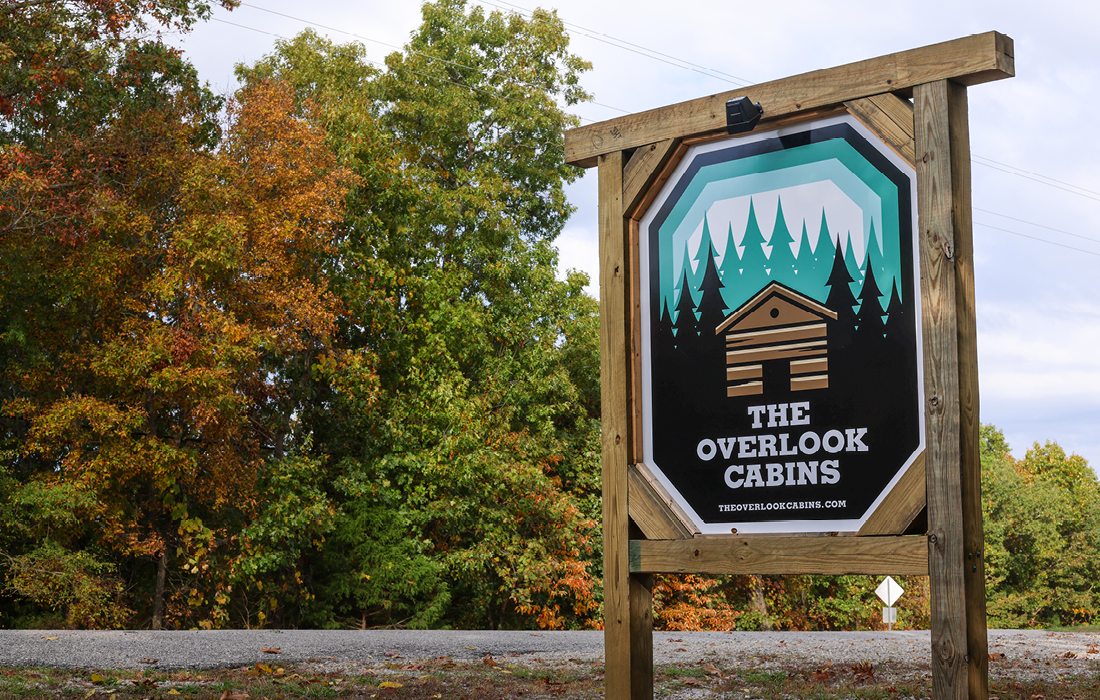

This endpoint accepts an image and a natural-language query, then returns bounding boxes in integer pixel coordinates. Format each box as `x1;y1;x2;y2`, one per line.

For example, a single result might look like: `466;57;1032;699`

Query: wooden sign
637;113;923;534
566;31;1014;700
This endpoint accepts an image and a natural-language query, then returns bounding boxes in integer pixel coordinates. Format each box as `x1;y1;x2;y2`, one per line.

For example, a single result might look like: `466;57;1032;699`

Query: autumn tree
1;72;353;628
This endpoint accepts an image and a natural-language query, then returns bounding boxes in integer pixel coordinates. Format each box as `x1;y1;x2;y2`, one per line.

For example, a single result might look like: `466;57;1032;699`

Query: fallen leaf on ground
1087;644;1099;654
43;636;59;641
851;661;875;681
90;673;107;684
811;664;835;682
139;657;158;664
988;652;1006;661
701;662;722;677
260;647;281;654
166;690;181;696
482;653;497;667
219;691;249;700
1062;651;1076;658
379;681;403;688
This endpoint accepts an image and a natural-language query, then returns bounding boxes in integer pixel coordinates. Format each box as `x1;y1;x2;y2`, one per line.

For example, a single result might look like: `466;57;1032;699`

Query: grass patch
739;667;787;684
660;664;709;679
0;661;1096;698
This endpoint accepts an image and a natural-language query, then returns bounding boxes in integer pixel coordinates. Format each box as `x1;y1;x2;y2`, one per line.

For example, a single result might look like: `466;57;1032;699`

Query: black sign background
645;122;921;527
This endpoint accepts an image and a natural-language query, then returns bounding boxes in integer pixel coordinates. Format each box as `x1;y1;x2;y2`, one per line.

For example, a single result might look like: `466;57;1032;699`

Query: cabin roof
714;281;838;335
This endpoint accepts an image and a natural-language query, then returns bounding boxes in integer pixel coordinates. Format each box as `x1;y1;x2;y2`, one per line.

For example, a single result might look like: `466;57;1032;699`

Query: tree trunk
750;576;773;630
151;550;168;630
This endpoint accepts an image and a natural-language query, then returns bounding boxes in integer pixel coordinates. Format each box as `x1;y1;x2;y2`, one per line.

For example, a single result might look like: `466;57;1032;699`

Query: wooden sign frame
565;32;1014;699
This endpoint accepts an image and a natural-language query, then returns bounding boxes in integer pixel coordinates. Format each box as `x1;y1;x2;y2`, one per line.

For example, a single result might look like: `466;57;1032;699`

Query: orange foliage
652;575;737;631
2;79;354;625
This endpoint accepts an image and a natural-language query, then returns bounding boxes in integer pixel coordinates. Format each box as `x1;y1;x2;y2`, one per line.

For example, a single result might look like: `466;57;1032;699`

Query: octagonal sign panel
638;113;924;534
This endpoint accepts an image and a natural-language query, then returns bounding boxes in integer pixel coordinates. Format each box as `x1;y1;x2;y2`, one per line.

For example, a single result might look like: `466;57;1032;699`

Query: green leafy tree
981;426;1100;627
238;1;603;630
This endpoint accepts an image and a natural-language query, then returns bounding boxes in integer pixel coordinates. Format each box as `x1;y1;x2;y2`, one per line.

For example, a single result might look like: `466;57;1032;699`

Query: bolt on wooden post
567;32;1013;700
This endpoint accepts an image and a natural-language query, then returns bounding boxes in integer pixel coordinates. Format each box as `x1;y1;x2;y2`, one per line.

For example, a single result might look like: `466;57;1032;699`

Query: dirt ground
0;629;1096;698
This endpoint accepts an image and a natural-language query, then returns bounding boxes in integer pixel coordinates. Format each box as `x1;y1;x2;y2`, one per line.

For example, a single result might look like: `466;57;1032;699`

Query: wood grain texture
946;80;989;700
858;452;927;536
598;152;654;699
623;138;679;218
598;151;634;699
630;535;928;575
845;93;917;164
565;32;1013;167
627;463;694;540
914;79;970;700
629;574;654;699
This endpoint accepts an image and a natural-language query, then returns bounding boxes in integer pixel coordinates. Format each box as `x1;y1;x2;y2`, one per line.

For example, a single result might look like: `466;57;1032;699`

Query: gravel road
0;628;1097;681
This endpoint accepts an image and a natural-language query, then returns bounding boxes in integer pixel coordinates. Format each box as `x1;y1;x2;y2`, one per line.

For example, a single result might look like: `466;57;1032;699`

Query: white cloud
174;0;1100;470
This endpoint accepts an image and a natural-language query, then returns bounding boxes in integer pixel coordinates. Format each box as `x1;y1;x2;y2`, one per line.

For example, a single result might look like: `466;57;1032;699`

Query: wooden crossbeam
565;32;1013;167
629;535;929;575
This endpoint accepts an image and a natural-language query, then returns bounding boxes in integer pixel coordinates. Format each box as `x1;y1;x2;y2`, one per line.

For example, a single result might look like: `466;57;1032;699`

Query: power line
975;221;1100;258
974;154;1100;198
236;1;628;116
466;1;1100;208
472;0;751;87
210;16;602;125
973;156;1100;203
215;9;1100;262
974;207;1100;246
234;1;1100;211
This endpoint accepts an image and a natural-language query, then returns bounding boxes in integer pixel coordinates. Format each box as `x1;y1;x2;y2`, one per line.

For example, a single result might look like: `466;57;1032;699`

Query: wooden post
574;35;1011;700
598;151;653;699
947;80;990;700
914;79;988;699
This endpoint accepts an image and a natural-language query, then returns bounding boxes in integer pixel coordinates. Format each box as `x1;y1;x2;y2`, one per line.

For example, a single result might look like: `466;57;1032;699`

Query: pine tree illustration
656;299;675;347
695;230;726;336
867;219;889;284
768;196;797;288
718;221;741;311
688;217;715;295
811;210;837;299
739;198;769;298
855;258;886;339
884;280;906;340
843;232;863;297
795;219;813;280
672;266;698;345
825;240;858;333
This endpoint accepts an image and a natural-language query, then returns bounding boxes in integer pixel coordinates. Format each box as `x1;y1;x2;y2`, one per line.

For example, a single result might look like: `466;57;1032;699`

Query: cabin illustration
714;281;838;398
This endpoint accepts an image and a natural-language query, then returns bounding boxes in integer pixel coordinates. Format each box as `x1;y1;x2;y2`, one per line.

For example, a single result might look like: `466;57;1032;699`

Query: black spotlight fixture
725;96;764;134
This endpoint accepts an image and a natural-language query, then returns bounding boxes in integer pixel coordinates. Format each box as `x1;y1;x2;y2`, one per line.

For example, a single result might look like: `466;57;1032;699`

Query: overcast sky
176;0;1100;471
